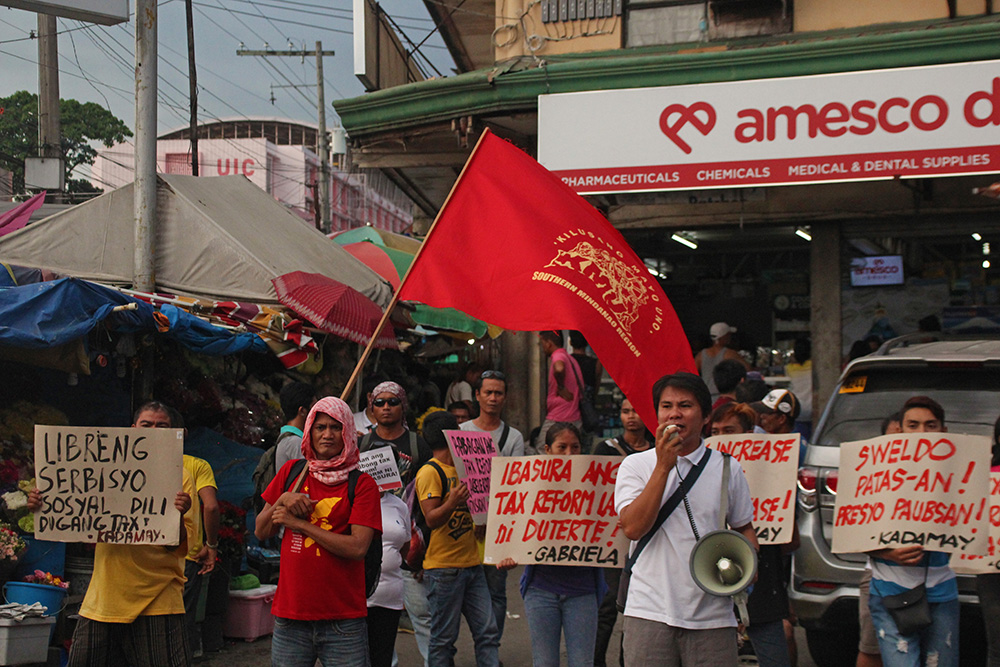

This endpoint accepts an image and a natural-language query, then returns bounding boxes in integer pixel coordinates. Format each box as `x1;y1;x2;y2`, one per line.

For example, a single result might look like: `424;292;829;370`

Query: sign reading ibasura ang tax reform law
34;425;183;545
483;455;630;567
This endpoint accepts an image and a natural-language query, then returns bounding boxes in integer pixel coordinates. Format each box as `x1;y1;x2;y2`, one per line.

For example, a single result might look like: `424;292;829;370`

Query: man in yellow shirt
167;406;221;660
34;402;193;667
417;411;500;667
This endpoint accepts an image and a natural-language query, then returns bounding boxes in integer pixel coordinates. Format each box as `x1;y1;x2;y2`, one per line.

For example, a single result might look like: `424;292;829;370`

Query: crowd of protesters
23;322;1000;667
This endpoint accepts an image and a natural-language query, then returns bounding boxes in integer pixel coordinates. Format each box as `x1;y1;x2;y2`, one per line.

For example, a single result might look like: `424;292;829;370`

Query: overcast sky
0;0;454;136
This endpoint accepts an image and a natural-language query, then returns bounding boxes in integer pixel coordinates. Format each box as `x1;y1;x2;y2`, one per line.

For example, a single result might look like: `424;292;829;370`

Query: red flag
398;130;694;430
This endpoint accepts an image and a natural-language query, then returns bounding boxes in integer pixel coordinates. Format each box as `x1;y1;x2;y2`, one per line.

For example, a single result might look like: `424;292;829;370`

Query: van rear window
815;368;1000;446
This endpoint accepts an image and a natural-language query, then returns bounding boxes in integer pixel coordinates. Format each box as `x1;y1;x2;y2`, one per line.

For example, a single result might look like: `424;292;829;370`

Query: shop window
626;0;791;47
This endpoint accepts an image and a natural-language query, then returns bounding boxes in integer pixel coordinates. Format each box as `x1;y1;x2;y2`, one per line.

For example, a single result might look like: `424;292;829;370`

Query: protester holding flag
255;397;382;667
536;330;583;450
498;422;607;667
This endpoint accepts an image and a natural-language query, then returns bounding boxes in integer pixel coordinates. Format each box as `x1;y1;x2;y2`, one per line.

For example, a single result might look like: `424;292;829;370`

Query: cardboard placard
34;425;183;545
832;433;991;555
953;472;1000;574
358;446;403;492
705;433;799;544
444;430;497;524
483;455;629;567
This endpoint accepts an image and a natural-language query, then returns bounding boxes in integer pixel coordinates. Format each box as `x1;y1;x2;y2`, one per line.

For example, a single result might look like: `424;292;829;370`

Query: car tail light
823;470;838;494
798;466;818;511
798;581;837;593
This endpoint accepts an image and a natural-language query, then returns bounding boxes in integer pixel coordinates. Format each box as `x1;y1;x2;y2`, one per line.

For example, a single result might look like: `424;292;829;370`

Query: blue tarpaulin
184;427;261;507
0;277;267;355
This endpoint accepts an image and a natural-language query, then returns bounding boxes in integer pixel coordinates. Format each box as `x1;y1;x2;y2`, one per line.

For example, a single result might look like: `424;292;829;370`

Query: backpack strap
497;424;510;456
348;468;360;506
284;458;308;494
718;452;731;531
360;431;373;452
408;431;419;462
425;459;449;496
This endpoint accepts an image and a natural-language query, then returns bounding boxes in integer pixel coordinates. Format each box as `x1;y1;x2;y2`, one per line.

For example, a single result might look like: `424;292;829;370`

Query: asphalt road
200;566;820;666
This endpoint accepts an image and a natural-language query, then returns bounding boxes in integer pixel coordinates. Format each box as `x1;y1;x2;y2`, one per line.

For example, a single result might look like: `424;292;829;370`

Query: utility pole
315;41;331;232
37;13;61;200
237;44;335;233
184;0;198;175
134;0;157;294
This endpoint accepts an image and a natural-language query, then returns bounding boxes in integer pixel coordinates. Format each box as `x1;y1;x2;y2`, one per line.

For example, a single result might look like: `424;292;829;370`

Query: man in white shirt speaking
615;372;757;666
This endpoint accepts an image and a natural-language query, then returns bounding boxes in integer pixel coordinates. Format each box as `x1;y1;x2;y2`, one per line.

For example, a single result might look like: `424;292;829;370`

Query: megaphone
689;529;758;626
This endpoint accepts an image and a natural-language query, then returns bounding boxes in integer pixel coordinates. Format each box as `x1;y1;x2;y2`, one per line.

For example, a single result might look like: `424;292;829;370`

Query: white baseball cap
710;322;737;340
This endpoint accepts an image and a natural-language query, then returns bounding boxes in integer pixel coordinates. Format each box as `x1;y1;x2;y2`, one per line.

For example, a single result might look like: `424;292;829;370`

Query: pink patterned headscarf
369;381;408;429
300;396;359;485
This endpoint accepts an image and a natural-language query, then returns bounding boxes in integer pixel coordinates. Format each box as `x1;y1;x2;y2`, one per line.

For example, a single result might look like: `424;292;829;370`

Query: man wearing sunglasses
460;370;525;646
360;381;433;487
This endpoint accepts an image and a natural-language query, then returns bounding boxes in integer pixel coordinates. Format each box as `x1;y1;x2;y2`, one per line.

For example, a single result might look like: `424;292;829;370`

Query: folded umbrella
272;271;397;349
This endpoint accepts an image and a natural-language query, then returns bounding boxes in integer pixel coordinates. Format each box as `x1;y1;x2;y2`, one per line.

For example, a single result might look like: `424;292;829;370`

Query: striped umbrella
271;271;397;349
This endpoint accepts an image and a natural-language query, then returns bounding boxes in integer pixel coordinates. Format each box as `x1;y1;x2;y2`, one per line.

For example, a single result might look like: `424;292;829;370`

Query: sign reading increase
34;425;183;545
483;455;629;567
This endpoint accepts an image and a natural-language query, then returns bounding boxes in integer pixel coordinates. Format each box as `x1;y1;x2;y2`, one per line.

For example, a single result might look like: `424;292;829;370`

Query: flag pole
339;128;494;401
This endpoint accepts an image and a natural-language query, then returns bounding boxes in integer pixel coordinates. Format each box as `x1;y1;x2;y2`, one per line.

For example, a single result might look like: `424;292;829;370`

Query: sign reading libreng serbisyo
0;0;128;25
34;425;183;545
539;60;1000;193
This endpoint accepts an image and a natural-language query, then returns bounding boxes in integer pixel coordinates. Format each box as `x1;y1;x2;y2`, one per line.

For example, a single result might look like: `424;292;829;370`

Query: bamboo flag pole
339;128;493;402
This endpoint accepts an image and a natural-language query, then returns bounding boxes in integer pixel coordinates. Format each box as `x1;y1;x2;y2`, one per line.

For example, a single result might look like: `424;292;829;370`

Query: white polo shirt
614;444;754;629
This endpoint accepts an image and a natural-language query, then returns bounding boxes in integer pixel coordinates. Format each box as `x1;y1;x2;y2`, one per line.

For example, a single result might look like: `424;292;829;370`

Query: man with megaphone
615;372;759;666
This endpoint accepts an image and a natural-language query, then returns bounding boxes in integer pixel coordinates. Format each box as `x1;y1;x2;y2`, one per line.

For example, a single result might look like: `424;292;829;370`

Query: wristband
205;542;219;550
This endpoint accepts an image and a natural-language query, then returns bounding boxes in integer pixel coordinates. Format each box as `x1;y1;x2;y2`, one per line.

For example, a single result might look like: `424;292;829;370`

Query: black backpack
251;431;297;514
401;459;448;572
283;460;382;598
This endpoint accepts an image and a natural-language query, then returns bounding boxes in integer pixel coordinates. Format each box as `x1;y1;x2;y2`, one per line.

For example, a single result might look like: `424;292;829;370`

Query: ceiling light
983;242;991;256
973;232;983;241
795;227;812;242
984;260;992;269
467;338;476;345
671;233;698;250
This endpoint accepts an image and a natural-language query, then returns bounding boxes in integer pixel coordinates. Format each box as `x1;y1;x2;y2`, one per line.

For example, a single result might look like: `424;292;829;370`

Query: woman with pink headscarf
255;396;382;667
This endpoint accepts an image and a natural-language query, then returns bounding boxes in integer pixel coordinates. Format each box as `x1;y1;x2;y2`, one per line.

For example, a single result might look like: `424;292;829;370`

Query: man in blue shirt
274;382;317;471
866;396;958;667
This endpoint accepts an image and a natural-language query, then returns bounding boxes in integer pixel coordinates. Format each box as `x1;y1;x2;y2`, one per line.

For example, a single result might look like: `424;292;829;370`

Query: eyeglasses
373;397;402;407
481;370;506;381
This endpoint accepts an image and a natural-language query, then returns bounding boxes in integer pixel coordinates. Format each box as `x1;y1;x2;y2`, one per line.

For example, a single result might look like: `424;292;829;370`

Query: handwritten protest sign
833;433;991;555
358;446;402;492
445;429;497;523
34;425;183;545
953;472;1000;574
705;433;799;544
483;455;629;567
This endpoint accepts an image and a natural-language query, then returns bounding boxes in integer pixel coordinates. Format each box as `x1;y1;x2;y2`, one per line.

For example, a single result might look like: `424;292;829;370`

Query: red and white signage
538;60;1000;193
850;256;904;287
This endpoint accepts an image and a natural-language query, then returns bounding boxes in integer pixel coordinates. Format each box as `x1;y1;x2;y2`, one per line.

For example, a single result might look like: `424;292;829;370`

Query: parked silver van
791;334;1000;667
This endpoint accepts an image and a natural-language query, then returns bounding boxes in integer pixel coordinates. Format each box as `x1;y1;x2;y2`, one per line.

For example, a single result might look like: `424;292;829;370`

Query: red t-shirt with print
262;460;382;620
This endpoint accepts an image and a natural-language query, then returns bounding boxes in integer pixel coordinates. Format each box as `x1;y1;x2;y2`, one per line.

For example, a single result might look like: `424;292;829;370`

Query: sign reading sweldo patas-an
832;433;991;555
33;425;183;545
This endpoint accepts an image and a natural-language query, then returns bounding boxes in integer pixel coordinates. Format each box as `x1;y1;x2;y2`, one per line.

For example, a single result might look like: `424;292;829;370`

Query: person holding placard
28;401;194;667
497;422;607;667
710;402;798;667
615;372;756;667
866;396;958;667
417;410;500;667
461;369;525;645
977;415;1000;667
255;396;381;667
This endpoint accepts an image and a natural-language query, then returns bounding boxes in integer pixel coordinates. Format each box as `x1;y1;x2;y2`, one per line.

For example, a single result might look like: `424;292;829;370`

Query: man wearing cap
696;323;748;401
752;389;801;438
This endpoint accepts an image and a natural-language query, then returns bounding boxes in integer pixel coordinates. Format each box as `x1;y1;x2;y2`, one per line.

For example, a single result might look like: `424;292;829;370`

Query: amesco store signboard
538;61;1000;194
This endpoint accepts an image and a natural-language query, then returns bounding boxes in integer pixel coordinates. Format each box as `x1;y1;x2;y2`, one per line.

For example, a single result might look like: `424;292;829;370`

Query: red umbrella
272;271;397;349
